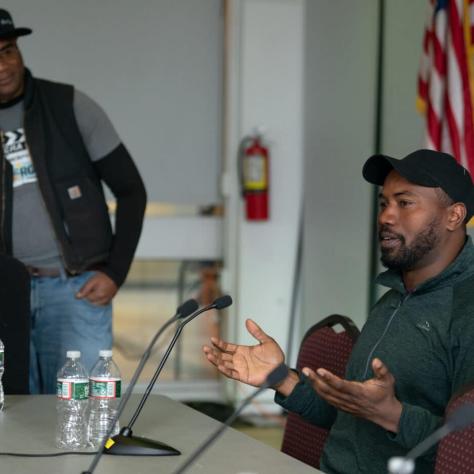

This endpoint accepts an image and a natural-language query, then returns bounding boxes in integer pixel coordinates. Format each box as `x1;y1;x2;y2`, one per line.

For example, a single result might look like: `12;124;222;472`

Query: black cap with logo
363;149;474;220
0;9;32;39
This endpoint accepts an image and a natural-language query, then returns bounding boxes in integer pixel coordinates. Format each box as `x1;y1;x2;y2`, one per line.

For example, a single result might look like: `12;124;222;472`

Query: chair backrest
0;255;30;394
281;314;359;468
435;383;474;473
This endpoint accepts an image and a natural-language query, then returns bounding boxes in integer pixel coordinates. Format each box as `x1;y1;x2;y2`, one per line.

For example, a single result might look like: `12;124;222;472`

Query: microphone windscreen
446;402;474;432
178;299;199;318
214;295;233;310
265;364;289;387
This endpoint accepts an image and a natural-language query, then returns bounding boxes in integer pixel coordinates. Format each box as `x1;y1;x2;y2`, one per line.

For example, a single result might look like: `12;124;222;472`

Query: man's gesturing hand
303;358;403;432
203;318;285;387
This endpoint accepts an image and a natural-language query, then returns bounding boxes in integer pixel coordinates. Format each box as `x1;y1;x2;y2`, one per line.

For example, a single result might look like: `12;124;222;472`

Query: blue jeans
29;271;113;394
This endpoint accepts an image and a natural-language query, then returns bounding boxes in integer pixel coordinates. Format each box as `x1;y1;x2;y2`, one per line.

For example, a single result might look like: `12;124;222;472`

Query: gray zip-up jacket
276;236;474;473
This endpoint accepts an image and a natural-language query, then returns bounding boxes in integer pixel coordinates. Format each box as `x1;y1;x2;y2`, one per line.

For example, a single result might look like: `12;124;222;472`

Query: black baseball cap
362;149;474;220
0;9;32;39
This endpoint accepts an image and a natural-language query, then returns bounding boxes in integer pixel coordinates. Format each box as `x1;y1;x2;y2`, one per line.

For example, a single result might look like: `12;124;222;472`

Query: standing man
0;10;147;394
204;149;474;473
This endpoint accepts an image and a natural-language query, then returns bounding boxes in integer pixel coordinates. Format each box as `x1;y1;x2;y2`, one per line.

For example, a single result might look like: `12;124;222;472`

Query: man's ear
446;203;467;231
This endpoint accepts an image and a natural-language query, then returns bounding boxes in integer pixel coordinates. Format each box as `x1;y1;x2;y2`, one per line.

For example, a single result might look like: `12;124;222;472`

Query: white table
0;395;322;474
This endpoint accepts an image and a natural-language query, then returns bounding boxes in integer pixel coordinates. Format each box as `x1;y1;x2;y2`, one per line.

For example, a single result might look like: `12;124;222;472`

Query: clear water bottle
55;351;89;449
0;338;4;411
87;349;122;448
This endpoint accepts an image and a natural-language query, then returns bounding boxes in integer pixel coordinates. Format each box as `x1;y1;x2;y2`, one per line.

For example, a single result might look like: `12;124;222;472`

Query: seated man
203;149;474;474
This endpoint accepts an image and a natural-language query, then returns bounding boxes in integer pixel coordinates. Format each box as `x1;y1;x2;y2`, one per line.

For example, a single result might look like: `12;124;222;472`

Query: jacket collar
376;235;474;295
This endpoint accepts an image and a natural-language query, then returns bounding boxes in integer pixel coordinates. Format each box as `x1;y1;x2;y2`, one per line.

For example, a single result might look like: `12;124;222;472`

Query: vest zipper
362;293;411;379
0;131;6;253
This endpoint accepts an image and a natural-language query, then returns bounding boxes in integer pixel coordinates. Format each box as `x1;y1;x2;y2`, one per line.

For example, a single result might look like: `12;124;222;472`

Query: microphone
102;295;233;457
81;298;198;474
171;363;290;474
388;402;474;474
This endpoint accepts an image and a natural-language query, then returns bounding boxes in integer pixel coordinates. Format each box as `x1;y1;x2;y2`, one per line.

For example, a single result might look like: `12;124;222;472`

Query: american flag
417;0;474;174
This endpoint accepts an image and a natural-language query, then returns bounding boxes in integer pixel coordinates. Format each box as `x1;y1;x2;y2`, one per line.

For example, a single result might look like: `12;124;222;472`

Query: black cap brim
362;154;439;188
0;28;32;39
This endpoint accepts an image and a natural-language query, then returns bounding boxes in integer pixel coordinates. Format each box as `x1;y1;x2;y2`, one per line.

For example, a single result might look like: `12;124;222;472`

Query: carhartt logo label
0;19;12;26
416;321;431;332
68;186;82;200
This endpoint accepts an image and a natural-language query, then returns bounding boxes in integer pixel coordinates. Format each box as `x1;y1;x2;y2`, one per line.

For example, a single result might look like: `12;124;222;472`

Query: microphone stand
81;299;198;474
103;295;233;456
172;364;289;474
387;402;474;474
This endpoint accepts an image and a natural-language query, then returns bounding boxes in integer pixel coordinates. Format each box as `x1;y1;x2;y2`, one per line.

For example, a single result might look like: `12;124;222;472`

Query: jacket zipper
362;293;411;379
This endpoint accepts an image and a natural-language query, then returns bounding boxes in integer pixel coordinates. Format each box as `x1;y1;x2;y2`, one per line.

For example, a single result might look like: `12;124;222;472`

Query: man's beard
379;219;441;271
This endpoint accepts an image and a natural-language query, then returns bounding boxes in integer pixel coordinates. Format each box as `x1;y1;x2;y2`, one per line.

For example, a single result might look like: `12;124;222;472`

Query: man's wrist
273;369;300;397
371;399;403;433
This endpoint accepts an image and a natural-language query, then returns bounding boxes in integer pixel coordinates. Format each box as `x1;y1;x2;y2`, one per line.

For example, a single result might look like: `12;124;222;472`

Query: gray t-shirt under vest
0;90;121;268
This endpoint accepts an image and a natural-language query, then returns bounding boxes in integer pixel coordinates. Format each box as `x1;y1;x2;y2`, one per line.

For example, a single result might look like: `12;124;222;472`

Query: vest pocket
55;176;112;261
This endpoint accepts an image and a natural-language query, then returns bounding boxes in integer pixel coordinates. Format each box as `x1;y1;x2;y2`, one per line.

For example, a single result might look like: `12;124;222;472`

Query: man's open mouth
379;233;402;249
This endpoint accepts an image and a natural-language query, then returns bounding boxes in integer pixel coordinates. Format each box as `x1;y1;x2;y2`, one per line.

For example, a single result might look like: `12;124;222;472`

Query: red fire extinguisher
239;131;270;221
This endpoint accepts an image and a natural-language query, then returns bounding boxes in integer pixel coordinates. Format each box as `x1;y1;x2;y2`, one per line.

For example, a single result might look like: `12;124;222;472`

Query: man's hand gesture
203;319;285;387
303;358;402;432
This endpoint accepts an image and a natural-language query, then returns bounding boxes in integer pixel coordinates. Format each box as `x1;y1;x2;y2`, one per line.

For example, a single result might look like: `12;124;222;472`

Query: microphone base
103;432;181;456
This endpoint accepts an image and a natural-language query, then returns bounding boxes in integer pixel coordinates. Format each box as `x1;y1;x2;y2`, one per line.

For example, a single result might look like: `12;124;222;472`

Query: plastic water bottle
0;338;4;411
87;349;122;448
55;351;89;449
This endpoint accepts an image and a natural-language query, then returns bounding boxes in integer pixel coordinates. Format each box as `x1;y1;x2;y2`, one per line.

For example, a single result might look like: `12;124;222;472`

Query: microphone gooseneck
99;295;233;459
172;364;289;474
126;295;233;430
388;402;474;474
406;402;474;460
444;402;474;432
81;299;198;474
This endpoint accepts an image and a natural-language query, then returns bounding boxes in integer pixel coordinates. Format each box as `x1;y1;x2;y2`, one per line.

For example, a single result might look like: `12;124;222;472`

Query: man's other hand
303;357;403;433
75;271;118;306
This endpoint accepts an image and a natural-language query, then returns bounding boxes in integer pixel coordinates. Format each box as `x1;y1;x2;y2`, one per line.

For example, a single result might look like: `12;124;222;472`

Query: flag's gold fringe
416;96;427;115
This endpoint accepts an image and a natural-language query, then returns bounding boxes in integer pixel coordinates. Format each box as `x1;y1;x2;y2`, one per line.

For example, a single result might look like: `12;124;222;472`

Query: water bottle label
89;378;121;399
0;350;3;367
57;379;89;400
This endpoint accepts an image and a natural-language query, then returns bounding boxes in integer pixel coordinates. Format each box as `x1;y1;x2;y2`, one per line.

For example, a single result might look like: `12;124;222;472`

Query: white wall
7;0;223;205
222;0;305;408
383;0;426;157
302;0;378;332
8;0;431;402
302;0;427;333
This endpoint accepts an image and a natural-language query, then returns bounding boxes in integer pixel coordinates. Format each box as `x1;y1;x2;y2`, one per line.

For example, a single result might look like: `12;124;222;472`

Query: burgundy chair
435;383;474;473
281;314;359;469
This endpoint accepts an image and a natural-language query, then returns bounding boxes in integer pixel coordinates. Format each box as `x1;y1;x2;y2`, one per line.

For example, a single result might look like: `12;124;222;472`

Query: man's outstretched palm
203;319;284;387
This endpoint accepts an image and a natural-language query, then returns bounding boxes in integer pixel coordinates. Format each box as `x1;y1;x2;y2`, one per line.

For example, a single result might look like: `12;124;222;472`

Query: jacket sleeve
387;403;442;459
92;144;147;286
274;371;337;429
